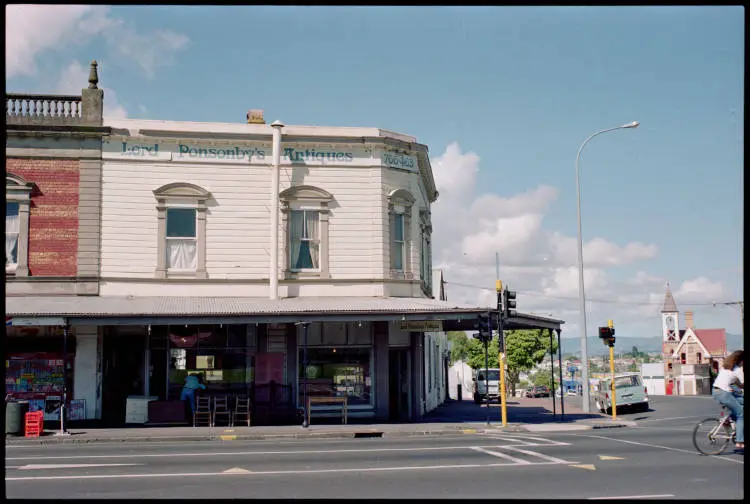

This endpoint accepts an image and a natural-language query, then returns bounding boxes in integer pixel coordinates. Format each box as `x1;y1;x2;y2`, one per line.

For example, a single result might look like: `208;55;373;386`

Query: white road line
500;445;576;464
5;461;566;482
635;416;702;423
484;434;571;446
480;435;537;445
588;494;675;500
5;444;512;461
470;446;531;464
18;463;142;470
573;434;744;464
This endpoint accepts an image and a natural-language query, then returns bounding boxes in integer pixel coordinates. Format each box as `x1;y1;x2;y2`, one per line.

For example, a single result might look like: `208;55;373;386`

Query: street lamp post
576;121;639;413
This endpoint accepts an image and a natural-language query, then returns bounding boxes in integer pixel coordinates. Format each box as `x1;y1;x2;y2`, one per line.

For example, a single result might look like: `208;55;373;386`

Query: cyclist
712;350;744;451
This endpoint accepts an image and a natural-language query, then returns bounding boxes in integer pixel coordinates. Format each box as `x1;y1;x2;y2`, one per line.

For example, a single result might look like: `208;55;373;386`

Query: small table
307;396;348;425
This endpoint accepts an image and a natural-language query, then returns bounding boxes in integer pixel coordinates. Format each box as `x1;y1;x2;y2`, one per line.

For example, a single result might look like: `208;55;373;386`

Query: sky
5;5;744;341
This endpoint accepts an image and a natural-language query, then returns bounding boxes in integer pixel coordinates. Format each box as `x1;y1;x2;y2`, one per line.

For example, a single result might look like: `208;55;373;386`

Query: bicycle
692;406;738;455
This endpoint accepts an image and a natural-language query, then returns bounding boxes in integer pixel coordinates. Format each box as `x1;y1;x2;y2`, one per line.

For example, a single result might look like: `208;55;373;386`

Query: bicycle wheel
693;418;732;455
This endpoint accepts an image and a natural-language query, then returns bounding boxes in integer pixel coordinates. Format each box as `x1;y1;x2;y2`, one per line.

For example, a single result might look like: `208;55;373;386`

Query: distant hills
560;333;743;357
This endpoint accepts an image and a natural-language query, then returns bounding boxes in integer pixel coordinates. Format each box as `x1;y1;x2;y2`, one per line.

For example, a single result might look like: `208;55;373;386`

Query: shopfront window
150;324;256;400
299;347;372;407
297;322;374;407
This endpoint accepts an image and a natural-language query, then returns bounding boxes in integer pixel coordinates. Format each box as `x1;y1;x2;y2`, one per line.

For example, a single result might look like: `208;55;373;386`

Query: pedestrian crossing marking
570;464;597;471
223;467;252;474
598;455;624;460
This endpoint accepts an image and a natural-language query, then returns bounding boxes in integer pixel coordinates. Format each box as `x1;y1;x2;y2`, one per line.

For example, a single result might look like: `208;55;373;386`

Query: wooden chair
193;396;212;427
213;395;232;427
234;395;251;427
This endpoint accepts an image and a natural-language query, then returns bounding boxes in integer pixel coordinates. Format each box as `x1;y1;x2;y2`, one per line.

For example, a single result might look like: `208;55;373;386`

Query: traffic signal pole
485;337;490;426
609;343;616;420
497;280;508;427
599;319;617;420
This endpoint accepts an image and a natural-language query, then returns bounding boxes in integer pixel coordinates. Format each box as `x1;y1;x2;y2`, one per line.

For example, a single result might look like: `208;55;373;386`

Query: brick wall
7;158;79;276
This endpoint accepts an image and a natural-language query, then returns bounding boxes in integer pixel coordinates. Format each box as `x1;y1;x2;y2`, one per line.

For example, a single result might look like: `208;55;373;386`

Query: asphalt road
6;411;743;499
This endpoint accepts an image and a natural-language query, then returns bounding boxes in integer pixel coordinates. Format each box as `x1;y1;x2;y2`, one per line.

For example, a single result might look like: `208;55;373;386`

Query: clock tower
661;282;681;389
661;281;680;343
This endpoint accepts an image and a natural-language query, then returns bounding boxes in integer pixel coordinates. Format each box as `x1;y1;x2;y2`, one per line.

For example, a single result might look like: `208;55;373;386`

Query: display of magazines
5;353;70;401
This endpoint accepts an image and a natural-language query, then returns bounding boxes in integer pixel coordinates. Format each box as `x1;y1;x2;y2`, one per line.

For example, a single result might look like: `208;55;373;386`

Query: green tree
628;361;639;372
466;336;500;370
504;329;558;397
631;346;640;359
447;331;471;365
532;370;554;388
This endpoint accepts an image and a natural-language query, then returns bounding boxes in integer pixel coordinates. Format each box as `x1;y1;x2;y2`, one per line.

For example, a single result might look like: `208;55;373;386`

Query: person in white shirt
712;350;744;450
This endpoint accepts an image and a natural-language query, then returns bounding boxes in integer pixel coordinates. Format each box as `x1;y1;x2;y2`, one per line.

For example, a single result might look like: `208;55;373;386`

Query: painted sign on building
104;139;420;172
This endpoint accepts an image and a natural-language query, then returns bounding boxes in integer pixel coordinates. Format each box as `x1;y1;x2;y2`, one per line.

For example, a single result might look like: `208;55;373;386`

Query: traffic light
477;312;491;342
599;320;616;346
502;286;517;320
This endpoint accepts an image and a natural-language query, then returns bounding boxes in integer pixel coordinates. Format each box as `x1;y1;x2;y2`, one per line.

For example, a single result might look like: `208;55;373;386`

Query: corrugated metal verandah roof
5;296;497;323
6;296;565;330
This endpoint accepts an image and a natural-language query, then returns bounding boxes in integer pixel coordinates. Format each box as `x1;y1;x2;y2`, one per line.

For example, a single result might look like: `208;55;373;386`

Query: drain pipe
269;120;285;300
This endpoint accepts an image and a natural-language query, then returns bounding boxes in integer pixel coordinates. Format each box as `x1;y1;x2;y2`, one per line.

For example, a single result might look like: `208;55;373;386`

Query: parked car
595;373;649;414
473;368;501;404
524;387;534;398
529;385;550;398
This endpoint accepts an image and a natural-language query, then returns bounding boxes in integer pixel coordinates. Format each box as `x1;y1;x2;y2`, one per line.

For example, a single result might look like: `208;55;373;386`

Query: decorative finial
88;60;99;90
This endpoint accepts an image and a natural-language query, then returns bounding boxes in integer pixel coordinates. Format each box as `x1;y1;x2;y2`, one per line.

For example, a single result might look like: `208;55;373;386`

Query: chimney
685;311;694;329
247;109;265;124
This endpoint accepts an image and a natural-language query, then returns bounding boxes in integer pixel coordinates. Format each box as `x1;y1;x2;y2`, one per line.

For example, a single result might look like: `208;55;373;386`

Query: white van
473;368;501;404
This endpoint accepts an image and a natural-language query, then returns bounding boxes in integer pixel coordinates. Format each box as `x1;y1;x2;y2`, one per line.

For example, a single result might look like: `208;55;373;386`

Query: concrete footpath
5;397;636;446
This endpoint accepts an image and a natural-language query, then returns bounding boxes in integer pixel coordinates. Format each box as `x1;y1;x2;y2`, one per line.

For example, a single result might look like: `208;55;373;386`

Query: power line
444;280;736;307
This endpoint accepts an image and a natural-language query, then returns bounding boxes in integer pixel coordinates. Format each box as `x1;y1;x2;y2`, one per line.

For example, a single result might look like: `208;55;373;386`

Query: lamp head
622;121;639;129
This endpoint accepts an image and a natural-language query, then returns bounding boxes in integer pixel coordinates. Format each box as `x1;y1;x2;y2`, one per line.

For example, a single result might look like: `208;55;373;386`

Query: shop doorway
388;349;411;422
101;329;146;426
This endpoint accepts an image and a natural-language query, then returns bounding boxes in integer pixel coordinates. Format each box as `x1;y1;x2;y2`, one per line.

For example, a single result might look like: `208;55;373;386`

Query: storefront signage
108;140;358;165
382;151;418;171
398;320;443;332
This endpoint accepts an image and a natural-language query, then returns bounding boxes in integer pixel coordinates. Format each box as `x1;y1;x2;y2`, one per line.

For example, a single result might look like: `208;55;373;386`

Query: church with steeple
660;282;728;395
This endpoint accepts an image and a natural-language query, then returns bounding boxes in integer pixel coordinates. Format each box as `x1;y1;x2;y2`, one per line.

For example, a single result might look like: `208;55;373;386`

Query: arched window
280;185;334;279
153;183;211;278
6;173;33;276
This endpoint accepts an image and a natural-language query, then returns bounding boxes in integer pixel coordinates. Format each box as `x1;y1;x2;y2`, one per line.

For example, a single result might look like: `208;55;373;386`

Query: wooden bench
307;396;348;425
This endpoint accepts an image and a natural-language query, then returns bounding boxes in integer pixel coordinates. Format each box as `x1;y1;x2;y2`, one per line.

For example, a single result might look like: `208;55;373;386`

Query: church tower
661;281;680;343
661;282;680;387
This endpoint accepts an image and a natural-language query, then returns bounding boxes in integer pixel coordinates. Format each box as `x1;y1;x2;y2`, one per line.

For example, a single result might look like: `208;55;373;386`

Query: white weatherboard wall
382;166;430;298
423;331;448;414
641;362;666;396
99;130;430;298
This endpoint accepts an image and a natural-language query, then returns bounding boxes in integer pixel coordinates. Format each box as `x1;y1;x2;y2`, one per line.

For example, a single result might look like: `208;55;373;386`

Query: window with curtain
392;213;404;271
290;210;319;270
166;208;197;270
6;202;19;268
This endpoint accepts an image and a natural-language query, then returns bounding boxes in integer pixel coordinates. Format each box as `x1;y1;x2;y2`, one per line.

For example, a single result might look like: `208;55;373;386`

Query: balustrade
6;93;83;124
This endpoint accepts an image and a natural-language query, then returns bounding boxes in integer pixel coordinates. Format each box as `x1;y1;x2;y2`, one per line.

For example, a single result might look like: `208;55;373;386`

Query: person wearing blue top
180;373;206;413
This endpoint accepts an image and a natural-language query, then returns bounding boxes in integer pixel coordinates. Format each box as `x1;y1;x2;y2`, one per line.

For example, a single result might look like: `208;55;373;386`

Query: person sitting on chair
181;373;206;413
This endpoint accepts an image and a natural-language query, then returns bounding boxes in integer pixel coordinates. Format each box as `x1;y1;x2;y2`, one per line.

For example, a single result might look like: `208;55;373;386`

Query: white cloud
429;142;734;338
5;5;187;80
5;5;99;78
57;60;128;119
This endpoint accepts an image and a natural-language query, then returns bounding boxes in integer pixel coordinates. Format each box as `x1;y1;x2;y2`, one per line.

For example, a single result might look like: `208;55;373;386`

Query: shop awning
5;295;501;326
